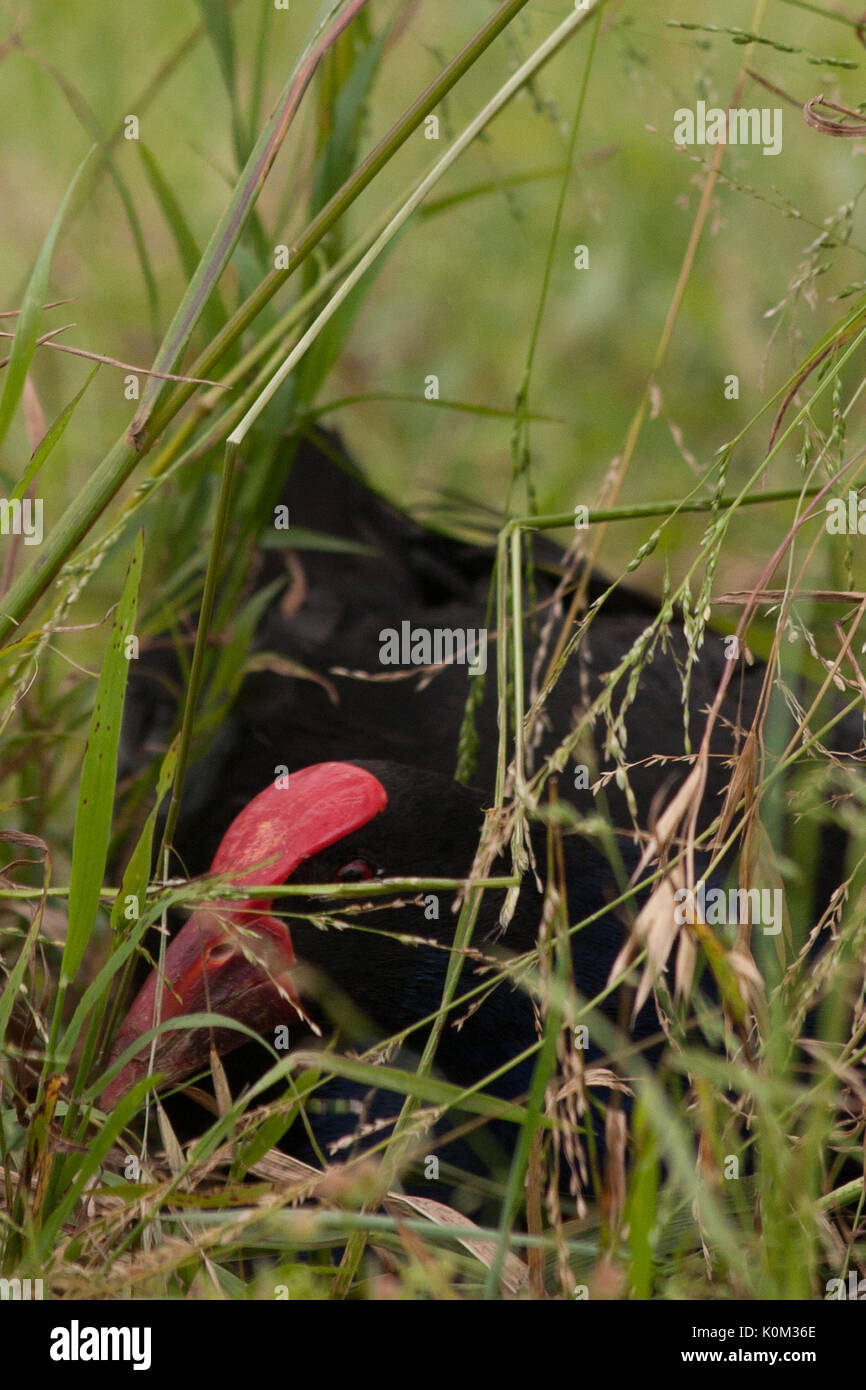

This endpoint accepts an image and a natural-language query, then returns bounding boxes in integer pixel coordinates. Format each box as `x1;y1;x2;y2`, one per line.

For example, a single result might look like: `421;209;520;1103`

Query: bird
106;426;862;1207
102;758;687;1205
120;424;860;890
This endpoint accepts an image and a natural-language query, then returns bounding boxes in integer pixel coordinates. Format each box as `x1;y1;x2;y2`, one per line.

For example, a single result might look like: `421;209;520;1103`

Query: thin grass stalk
159;439;240;860
506;2;602;516
484;832;567;1296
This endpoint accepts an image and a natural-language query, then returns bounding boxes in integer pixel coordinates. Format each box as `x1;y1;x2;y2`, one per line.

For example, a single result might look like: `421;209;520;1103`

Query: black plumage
121;425;859;886
107;426;862;1201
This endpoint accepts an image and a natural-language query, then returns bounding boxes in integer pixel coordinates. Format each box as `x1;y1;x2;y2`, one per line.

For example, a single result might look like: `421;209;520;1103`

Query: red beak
101;762;388;1109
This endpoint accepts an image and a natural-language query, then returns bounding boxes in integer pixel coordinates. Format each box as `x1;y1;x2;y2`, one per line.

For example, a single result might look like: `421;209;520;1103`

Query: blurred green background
1;5;863;531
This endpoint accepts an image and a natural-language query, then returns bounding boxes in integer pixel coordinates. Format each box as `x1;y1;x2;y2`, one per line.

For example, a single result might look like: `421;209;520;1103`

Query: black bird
107;429;862;1202
102;759;682;1197
122;425;859;894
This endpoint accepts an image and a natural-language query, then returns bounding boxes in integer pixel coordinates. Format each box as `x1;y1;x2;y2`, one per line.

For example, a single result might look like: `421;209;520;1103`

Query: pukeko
122;425;860;886
102;759;687;1197
107;426;861;1201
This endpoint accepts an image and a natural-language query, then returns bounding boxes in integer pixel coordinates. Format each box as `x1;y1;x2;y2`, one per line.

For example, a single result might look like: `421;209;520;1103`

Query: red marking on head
211;761;389;887
101;762;388;1109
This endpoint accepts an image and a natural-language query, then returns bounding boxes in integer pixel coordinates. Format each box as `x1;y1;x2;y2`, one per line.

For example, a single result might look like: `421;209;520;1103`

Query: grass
1;0;866;1300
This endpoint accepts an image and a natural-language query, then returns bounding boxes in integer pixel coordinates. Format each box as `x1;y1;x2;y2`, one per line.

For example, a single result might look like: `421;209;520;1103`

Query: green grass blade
110;742;179;939
59;886;178;1069
0;148;93;452
309;17;384;227
137;143;228;341
284;1050;534;1129
138;145;202;280
12;365;99;500
59;740;181;1101
0;852;48;1053
195;0;247;167
37;1077;156;1257
308;390;564;423
29;56;160;336
295;21;389;402
196;0;237;99
62;533;143;987
246;0;272;147
139;0;541;445
259;526;378;555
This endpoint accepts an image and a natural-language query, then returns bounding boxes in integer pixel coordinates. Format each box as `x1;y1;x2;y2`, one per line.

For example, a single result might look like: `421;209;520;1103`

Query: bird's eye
336;859;378;883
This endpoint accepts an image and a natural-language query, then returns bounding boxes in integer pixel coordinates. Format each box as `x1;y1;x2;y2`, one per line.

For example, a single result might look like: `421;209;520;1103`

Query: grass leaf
27;54;160;336
62;533;143;986
0;148;93;452
195;0;247;167
37;1076;157;1257
12;365;100;500
138;143;228;343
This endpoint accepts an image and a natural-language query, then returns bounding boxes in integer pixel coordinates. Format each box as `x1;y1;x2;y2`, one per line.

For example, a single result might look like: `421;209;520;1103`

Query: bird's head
100;761;488;1110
